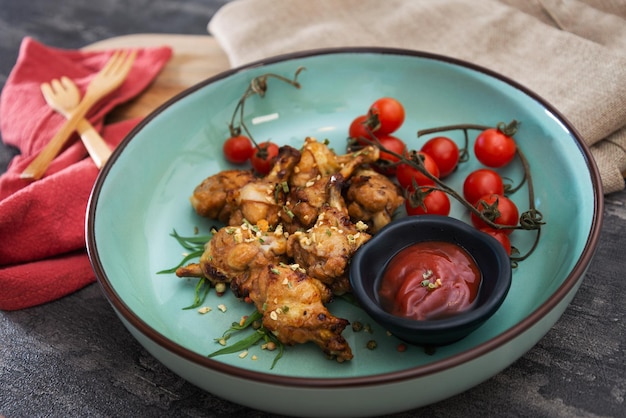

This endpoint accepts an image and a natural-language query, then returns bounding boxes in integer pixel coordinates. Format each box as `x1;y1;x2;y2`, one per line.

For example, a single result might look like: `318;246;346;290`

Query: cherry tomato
471;193;519;235
479;228;512;256
420;136;460;178
474;128;516;168
396;151;440;188
349;114;376;145
368;97;405;135
250;141;279;175
463;168;504;206
374;135;406;176
223;135;254;164
405;187;451;216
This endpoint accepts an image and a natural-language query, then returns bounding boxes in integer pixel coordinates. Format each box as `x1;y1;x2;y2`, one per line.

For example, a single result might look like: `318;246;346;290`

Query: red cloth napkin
0;37;172;310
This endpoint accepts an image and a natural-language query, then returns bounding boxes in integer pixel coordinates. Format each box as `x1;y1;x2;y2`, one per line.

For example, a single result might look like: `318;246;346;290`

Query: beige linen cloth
209;0;626;194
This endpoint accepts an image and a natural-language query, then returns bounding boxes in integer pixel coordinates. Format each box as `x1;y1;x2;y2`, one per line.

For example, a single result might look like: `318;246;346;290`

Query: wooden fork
21;49;137;180
41;76;112;168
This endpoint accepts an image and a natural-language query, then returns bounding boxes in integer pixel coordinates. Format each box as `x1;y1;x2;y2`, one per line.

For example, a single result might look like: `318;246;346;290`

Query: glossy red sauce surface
379;241;482;320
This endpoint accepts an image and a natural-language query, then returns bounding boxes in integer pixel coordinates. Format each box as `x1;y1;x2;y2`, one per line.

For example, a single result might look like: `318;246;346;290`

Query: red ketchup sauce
378;241;482;320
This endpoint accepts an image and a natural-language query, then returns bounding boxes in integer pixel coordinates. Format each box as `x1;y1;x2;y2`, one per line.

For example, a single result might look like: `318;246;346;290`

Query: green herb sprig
183;278;211;310
208;310;285;369
156;229;212;274
157;229;214;309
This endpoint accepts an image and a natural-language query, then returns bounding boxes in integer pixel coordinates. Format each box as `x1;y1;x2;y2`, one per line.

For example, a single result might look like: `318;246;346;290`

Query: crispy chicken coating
177;222;353;362
227;145;300;227
289;137;379;187
189;169;256;222
176;222;289;286
287;177;371;295
289;137;341;188
346;168;405;233
284;141;380;232
231;263;353;362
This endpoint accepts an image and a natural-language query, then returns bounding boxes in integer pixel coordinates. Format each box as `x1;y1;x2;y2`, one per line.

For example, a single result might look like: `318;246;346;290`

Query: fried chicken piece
175;222;289;286
287;177;371;295
289;137;380;188
189;169;256;222
176;225;353;361
228;145;301;227
345;168;405;233
231;263;353;362
282;173;334;232
289;137;341;188
284;143;381;232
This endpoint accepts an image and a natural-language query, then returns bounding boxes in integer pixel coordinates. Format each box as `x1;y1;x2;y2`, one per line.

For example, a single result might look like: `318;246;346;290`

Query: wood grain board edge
83;34;231;122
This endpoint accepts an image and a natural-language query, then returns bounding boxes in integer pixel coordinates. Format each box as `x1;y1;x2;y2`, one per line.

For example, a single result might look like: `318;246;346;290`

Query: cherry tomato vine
369;121;544;264
336;93;544;264
225;67;306;174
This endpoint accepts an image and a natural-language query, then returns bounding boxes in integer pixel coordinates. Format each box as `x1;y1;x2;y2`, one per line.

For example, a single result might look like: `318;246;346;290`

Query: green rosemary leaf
266;334;285;370
222;310;263;337
156;249;205;274
207;329;265;358
238;310;263;329
169;229;212;251
182;277;211;310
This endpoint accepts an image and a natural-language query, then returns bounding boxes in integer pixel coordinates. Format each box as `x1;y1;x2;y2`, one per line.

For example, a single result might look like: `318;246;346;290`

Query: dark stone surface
1;1;624;417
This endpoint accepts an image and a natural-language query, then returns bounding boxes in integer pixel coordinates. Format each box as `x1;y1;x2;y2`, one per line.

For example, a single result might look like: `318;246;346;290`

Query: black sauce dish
349;215;513;347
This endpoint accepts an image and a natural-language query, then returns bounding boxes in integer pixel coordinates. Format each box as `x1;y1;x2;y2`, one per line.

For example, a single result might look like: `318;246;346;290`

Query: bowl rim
86;46;604;389
349;215;513;332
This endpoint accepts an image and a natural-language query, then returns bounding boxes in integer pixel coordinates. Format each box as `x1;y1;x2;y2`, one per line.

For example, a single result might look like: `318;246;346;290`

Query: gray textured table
1;1;625;417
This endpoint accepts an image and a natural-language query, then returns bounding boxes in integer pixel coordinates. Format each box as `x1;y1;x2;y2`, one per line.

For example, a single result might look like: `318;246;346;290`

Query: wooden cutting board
84;34;231;123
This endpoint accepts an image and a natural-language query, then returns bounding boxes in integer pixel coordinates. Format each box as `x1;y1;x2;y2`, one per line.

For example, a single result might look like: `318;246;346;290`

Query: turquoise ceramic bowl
86;48;603;417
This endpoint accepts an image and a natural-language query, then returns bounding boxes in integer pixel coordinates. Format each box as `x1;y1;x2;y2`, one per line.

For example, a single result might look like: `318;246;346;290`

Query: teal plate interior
86;48;603;414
